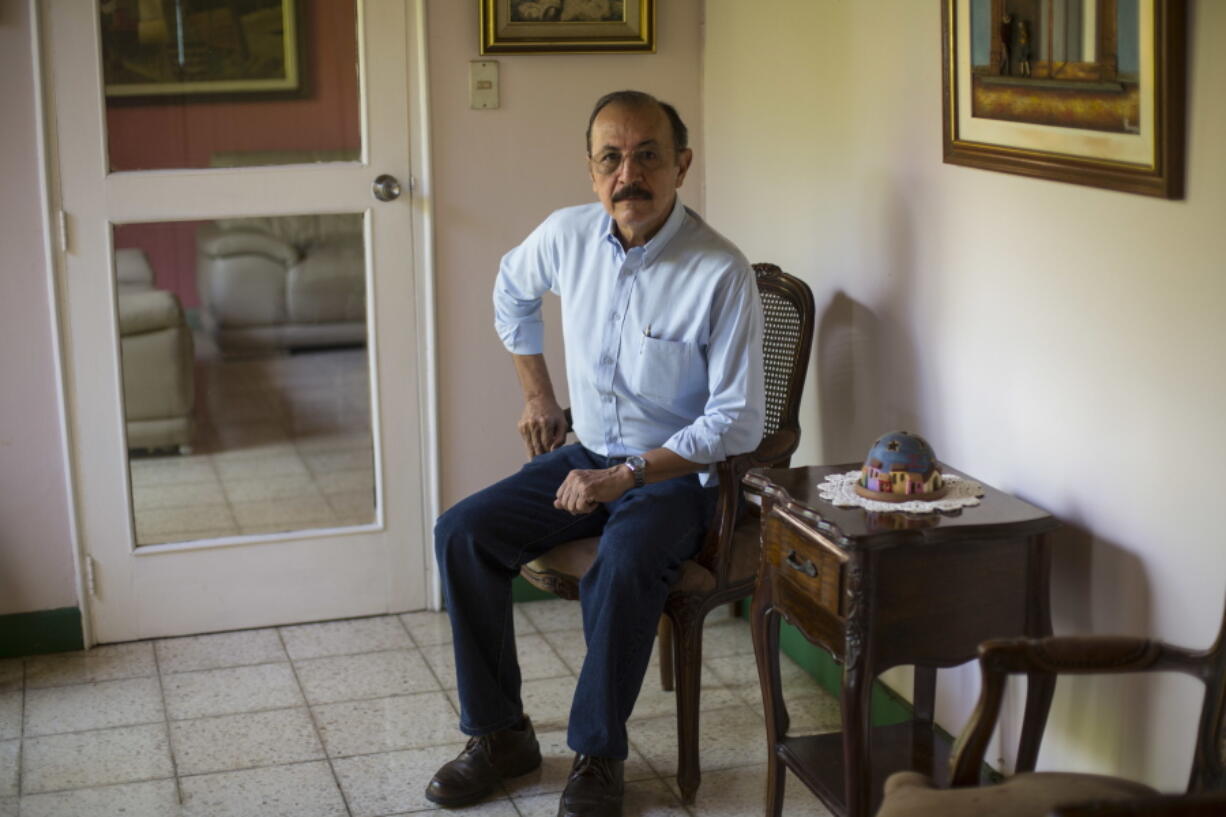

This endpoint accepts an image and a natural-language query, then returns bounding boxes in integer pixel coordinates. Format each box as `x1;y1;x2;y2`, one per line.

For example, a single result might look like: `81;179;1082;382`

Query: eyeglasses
589;148;670;176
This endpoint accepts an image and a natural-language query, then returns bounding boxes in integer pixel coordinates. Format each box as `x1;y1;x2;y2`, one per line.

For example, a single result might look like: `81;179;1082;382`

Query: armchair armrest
118;289;185;336
977;636;1180;675
950;635;1206;786
196;224;299;266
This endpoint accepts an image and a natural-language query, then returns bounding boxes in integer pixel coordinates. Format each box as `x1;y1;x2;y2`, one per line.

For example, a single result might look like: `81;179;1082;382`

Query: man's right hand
518;397;567;457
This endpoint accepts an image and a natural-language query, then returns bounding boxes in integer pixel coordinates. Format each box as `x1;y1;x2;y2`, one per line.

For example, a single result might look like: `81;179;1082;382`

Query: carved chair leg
657;615;674;692
669;607;704;803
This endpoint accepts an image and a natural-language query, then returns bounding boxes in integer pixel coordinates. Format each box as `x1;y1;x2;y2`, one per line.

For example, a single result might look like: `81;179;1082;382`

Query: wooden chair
520;262;815;803
874;601;1226;817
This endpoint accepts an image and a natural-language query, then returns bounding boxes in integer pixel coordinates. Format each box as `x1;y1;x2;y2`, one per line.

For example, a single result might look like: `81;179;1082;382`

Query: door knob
372;174;402;202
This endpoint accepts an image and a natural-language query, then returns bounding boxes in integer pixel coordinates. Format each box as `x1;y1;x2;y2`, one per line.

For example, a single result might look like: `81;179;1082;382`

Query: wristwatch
624;455;647;489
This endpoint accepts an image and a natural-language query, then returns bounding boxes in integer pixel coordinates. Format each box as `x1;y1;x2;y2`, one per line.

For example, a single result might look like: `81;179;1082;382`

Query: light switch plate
470;60;499;109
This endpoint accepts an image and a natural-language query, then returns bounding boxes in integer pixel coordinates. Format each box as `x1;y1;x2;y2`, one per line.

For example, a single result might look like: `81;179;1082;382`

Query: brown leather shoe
557;754;624;817
424;716;542;808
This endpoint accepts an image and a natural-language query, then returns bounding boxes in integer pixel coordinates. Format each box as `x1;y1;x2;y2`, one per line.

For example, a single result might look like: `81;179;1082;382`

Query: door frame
32;0;442;648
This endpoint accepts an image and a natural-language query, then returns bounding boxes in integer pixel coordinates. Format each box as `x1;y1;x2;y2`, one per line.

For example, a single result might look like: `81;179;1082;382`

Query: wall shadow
816;188;926;466
815;291;916;464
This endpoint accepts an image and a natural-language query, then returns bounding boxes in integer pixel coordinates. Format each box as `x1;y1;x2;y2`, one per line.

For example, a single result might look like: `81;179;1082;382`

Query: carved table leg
842;557;873;817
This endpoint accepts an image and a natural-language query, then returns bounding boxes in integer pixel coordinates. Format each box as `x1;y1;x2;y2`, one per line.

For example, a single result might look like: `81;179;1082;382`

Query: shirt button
601;356;612;365
610;312;619;321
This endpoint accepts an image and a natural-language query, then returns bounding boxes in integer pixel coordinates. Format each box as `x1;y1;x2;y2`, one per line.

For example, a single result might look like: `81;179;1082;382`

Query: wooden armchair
875;602;1226;817
520;263;815;802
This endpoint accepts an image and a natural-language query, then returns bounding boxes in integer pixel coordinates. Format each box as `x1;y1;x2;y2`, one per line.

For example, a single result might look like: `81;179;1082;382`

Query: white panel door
45;0;434;643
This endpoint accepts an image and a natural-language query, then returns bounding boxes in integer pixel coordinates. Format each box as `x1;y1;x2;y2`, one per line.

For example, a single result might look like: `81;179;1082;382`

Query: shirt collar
600;194;688;266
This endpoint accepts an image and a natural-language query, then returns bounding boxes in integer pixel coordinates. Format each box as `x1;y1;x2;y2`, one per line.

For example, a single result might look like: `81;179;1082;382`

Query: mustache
612;184;652;203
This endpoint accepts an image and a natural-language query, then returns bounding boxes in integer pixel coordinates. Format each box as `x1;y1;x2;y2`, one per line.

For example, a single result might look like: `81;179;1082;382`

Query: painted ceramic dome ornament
853;431;948;503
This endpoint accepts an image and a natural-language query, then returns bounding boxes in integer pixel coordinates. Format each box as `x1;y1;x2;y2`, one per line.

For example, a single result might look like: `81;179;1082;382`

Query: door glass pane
100;0;360;171
115;214;375;546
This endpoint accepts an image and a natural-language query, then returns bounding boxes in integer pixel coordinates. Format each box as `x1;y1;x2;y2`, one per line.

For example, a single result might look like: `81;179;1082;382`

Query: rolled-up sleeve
662;264;765;464
493;219;557;355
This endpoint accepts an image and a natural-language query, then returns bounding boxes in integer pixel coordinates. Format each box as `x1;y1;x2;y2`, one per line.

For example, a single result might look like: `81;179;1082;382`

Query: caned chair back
754;263;813;446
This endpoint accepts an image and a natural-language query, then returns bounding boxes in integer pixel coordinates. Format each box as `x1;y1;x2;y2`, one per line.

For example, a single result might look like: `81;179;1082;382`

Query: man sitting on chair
426;89;765;817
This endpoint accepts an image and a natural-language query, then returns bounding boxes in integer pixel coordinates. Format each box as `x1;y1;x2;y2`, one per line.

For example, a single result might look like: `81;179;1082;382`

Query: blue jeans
435;443;715;759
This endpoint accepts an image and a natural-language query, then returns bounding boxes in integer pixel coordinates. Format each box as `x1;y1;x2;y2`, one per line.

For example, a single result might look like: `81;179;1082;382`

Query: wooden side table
745;464;1062;817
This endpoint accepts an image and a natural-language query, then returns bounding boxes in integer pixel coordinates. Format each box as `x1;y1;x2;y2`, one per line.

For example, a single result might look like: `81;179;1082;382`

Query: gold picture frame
103;0;303;101
941;0;1186;198
480;0;655;55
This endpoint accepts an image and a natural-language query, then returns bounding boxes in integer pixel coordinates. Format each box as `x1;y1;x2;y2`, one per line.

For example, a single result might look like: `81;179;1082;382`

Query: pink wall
426;0;707;509
110;0;359;307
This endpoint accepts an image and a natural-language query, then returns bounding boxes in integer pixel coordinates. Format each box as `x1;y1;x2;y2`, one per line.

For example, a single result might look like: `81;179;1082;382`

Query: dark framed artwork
941;0;1186;198
480;0;655;54
102;0;303;101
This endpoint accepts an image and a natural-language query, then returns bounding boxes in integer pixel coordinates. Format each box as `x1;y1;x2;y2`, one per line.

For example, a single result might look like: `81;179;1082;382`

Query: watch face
627;455;647;471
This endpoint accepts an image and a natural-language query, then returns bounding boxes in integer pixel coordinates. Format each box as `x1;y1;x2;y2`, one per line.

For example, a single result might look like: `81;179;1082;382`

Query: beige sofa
195;150;366;354
116;248;195;452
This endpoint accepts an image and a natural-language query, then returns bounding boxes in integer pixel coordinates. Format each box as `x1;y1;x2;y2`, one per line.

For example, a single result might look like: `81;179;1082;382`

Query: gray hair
585;90;689;156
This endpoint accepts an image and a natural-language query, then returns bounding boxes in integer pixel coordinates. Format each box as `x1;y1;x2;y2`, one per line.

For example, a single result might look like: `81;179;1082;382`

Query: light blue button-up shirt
494;196;765;484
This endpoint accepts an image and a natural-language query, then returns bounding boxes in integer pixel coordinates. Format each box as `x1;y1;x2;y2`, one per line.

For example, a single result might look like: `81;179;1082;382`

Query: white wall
705;0;1226;790
0;2;77;616
427;0;706;508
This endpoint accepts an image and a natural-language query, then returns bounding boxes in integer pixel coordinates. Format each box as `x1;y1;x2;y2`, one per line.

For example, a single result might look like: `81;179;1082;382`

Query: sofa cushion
287;240;367;324
197;226;300;266
212;214;361;252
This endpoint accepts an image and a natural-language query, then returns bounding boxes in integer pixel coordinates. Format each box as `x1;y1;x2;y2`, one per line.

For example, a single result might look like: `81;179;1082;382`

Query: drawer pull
785;549;819;578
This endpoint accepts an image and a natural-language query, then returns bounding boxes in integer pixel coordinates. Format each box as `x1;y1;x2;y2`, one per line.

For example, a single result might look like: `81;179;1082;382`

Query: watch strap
625;457;646;488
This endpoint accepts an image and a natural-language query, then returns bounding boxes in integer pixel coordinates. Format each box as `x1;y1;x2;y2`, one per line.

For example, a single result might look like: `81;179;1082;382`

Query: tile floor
1;601;839;817
127;346;375;546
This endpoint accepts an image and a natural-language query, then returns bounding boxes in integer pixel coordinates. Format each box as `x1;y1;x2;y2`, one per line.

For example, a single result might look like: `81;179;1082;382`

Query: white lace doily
818;471;985;513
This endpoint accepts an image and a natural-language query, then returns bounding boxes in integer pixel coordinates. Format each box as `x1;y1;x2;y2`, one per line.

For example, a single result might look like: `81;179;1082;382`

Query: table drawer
763;509;847;618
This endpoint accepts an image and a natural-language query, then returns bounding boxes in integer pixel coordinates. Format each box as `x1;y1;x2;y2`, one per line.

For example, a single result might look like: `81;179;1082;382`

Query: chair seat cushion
521;520;761;598
875;770;1159;817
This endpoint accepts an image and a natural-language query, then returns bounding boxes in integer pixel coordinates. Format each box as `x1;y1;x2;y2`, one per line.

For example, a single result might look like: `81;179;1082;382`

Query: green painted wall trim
778;619;913;726
0;607;83;659
512;575;556;603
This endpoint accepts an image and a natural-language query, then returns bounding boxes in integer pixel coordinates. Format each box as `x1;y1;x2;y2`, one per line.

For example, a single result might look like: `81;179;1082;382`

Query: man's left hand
554;466;634;514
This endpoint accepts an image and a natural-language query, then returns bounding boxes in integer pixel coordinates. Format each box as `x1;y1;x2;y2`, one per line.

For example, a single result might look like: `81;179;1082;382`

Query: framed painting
102;0;303;101
941;0;1186;198
480;0;655;54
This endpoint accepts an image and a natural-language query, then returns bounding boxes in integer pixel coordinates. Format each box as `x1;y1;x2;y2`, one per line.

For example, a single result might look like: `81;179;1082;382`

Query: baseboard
0;607;84;659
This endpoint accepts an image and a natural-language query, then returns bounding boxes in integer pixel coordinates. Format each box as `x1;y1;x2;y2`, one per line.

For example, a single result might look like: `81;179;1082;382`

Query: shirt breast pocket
634;335;704;408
